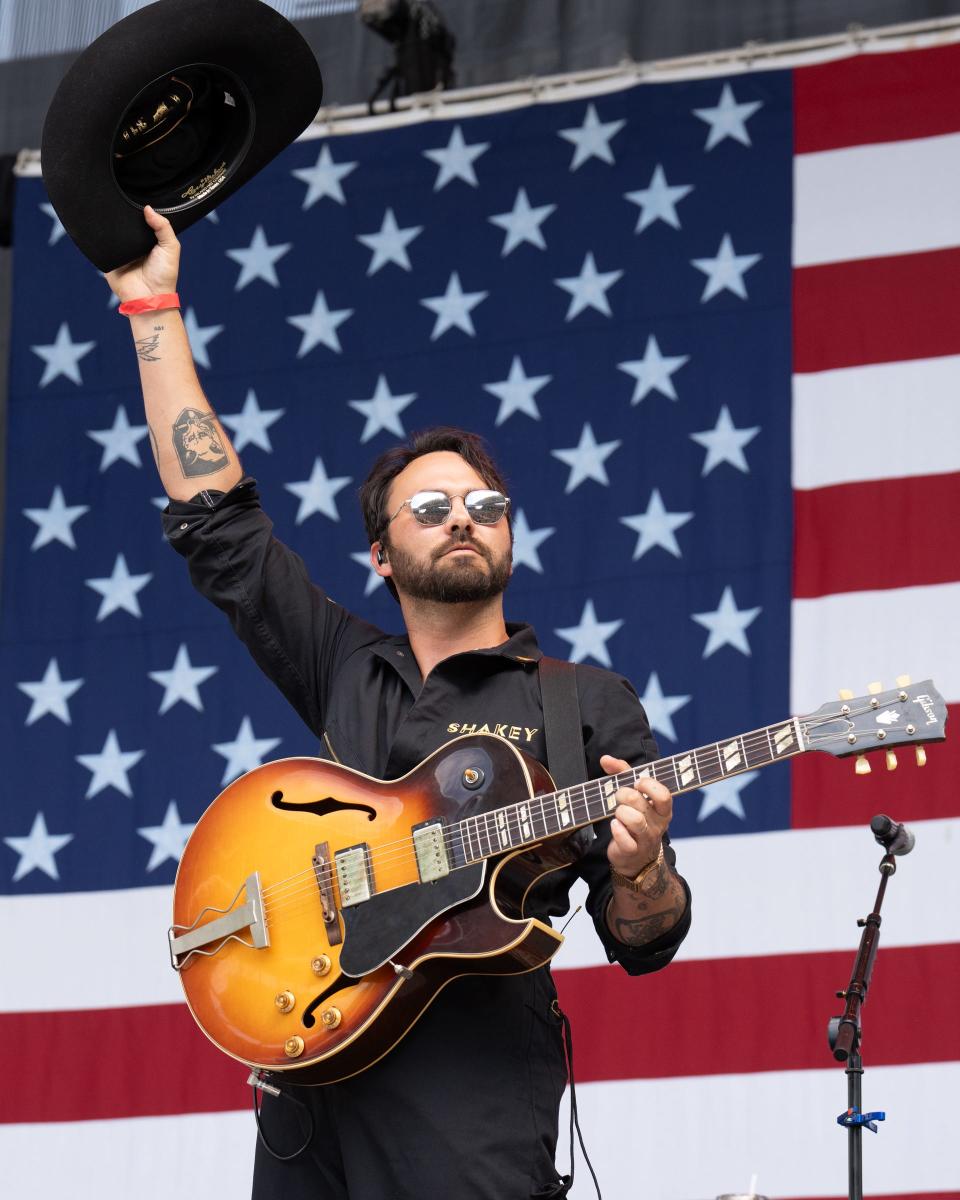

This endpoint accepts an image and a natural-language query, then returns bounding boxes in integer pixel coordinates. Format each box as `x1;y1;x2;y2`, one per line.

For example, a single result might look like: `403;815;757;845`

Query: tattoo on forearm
134;324;164;362
612;895;686;946
608;864;686;946
172;407;230;478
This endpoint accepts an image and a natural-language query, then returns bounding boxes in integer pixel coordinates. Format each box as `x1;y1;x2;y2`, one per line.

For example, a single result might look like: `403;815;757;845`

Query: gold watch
610;842;665;894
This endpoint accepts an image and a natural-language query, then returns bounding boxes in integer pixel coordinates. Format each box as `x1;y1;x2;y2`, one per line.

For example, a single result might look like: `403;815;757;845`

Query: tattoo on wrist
134;328;162;362
172;407;230;478
642;862;670;899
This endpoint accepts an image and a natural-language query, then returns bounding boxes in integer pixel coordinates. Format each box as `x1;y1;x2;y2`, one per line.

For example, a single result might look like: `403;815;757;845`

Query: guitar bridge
168;872;269;970
313;841;343;945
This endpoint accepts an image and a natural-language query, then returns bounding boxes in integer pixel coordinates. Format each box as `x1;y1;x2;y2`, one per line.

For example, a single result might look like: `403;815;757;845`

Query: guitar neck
455;716;806;862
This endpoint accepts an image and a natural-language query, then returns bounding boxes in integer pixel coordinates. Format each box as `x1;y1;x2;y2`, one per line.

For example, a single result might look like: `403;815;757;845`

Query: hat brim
41;0;323;271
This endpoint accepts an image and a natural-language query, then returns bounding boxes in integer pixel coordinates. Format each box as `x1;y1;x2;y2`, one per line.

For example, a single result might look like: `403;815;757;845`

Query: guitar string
256;711;894;916
257;723;823;917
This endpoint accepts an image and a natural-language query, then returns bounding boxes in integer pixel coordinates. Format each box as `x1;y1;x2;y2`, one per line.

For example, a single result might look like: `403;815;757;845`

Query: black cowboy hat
41;0;323;271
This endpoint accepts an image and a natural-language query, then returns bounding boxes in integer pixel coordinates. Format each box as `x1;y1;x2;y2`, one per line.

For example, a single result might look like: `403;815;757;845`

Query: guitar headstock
799;676;947;772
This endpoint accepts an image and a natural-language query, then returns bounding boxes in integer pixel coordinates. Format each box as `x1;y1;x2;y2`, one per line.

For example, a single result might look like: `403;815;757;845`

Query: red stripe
795;41;960;153
5;943;955;1121
0;1002;248;1124
793;474;960;598
791;702;958;829
555;943;959;1084
793;248;960;373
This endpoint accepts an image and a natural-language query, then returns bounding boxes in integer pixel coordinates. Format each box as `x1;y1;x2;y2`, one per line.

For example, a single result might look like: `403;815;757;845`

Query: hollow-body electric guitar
170;679;946;1084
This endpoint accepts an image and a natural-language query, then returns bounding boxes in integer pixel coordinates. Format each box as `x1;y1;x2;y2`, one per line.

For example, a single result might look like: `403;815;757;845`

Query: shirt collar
370;621;542;681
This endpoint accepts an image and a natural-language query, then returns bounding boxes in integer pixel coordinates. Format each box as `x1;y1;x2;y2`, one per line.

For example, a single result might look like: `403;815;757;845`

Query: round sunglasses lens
409;493;452;524
465;491;508;523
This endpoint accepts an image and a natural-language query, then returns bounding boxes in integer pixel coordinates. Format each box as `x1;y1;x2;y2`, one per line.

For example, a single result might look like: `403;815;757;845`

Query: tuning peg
867;682;882;695
885;751;898;772
896;674;911;687
915;745;927;768
855;755;871;775
839;689;854;701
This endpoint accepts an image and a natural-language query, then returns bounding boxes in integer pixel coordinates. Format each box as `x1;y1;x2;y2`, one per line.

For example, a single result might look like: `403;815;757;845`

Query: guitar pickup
335;843;373;906
312;842;343;945
412;819;450;882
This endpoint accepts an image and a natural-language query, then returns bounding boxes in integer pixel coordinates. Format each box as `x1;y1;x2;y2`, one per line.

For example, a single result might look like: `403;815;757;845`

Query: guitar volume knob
320;1006;342;1029
311;955;331;976
274;991;295;1013
284;1036;305;1058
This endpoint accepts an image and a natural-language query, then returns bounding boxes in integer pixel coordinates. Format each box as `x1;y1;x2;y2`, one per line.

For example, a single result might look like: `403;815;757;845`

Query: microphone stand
827;816;912;1200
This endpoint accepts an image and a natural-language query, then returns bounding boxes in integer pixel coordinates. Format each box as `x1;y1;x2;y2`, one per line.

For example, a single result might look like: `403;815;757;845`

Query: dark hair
359;426;509;545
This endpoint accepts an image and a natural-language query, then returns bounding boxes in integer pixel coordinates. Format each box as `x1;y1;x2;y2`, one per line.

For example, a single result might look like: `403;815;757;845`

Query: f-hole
270;790;376;821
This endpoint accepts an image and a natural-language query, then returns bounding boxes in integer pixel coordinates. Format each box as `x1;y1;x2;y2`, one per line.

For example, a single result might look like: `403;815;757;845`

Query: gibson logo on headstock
916;694;940;726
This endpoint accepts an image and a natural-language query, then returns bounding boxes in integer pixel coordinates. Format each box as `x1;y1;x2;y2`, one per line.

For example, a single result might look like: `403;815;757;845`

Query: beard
385;532;512;604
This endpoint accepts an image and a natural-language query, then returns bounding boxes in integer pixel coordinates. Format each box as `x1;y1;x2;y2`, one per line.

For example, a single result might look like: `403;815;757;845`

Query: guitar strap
536;655;601;1200
537;655;587;788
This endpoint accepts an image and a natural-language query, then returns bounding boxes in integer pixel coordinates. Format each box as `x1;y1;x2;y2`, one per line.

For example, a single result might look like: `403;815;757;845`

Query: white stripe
3;1110;254;1200
790;582;960;714
0;884;179;1012
792;355;960;489
561;1062;960;1198
7;1065;957;1199
554;817;960;970
795;132;960;266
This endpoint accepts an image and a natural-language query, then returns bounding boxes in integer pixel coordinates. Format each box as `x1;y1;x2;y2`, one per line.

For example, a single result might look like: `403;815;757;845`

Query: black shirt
163;478;690;974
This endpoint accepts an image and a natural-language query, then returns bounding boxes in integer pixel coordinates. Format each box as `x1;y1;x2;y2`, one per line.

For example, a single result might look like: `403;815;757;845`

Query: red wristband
118;293;180;315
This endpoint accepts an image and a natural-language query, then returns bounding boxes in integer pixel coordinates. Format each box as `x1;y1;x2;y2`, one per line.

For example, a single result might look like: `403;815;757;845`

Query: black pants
251;968;569;1200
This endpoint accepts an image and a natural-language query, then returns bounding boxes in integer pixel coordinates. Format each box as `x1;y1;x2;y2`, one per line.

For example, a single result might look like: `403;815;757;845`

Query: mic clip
837;1107;885;1134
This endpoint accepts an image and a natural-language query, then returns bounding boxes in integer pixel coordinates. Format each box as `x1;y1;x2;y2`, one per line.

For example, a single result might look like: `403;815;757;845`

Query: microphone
870;813;916;856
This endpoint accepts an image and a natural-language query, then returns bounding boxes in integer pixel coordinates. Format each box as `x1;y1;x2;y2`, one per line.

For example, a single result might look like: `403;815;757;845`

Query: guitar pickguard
338;861;486;977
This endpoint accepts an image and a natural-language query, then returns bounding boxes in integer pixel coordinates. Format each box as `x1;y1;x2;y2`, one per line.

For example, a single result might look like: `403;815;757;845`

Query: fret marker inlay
677;755;696;787
556;792;571;827
773;725;794;754
722;739;742;771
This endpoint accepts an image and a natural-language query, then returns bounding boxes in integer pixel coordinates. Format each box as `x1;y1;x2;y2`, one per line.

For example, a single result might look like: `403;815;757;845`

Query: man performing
106;206;691;1200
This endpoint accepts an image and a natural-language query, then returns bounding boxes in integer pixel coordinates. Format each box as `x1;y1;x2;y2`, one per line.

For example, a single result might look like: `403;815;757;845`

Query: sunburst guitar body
171;734;573;1084
170;681;947;1084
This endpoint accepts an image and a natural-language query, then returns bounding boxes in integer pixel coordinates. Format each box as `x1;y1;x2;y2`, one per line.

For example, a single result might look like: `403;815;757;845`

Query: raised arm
105;206;243;500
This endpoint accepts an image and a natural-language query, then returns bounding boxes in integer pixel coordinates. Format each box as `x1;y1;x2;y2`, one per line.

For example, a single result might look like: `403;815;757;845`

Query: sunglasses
386;489;511;529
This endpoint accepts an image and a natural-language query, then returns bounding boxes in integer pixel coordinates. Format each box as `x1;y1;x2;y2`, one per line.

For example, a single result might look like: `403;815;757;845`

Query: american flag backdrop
3;32;959;1200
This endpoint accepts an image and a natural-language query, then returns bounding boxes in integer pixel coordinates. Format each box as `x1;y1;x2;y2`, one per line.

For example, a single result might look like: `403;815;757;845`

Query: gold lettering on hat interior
181;161;228;202
115;76;194;158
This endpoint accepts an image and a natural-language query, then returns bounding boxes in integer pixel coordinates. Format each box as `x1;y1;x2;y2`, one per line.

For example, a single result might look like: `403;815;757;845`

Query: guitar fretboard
455;716;805;864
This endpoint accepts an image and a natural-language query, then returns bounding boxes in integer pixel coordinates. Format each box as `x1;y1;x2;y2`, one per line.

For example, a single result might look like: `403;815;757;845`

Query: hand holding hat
105;206;182;304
